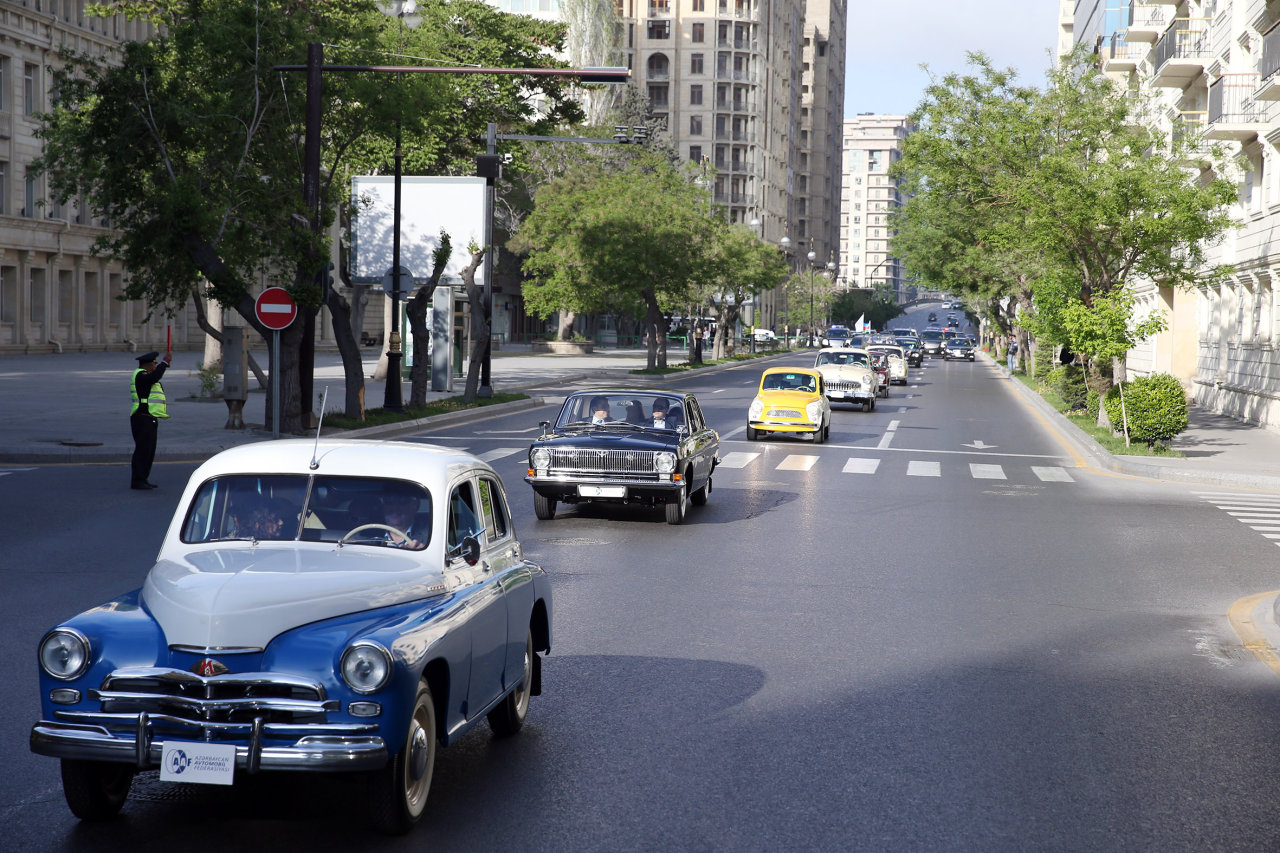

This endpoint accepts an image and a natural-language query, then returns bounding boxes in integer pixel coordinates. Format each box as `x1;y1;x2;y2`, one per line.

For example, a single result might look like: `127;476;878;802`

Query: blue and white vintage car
30;439;551;835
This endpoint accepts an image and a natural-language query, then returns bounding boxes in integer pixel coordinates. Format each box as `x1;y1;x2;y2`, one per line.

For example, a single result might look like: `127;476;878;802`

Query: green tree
893;48;1237;381
38;0;584;429
695;218;788;359
512;150;714;369
830;288;902;331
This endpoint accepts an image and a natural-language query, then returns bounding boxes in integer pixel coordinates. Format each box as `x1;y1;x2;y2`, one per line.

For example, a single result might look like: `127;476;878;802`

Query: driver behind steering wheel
378;491;426;550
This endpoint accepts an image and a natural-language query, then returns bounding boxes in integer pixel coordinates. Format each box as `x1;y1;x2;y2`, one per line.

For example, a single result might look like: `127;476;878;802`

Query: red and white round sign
255;287;297;330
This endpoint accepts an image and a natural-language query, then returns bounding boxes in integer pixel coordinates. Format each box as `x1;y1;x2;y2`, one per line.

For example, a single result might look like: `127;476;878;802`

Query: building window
648;84;669;107
690;115;702;135
24;174;34;217
24;63;38;116
690;145;703;163
0;57;8;112
691;22;704;42
690;84;702;105
690;53;703;74
0;162;7;215
647;20;671;39
692;0;705;8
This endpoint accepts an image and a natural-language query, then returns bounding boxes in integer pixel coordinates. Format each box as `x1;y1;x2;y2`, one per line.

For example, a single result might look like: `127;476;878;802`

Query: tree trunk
324;284;367;420
405;244;451;408
188;285;267;389
459;248;489;403
557;311;576;341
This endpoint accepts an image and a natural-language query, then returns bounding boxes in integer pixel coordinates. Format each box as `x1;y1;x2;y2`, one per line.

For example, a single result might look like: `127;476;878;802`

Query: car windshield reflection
556;393;685;430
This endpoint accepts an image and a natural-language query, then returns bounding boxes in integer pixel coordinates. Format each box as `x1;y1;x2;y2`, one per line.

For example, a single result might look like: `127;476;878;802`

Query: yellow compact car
747;367;832;443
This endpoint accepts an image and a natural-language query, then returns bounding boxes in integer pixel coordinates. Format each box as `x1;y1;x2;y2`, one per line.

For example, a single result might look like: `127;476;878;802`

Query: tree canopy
891;48;1238;366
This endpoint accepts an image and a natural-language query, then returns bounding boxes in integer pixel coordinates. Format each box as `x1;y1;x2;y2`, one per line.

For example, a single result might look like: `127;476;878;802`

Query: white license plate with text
579;485;626;498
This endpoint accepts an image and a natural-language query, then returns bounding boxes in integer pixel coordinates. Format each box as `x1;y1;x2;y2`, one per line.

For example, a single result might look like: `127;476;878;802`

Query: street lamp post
779;235;791;348
807;249;816;347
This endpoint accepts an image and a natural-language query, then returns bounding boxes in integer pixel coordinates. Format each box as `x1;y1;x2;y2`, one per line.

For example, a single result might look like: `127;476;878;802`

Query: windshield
761;372;817;392
921;331;944;342
557;393;684;429
181;474;433;549
816;351;869;367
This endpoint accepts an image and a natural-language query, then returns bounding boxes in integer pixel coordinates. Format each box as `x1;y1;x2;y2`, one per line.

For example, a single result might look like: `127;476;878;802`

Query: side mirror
539;420;551;435
449;535;481;566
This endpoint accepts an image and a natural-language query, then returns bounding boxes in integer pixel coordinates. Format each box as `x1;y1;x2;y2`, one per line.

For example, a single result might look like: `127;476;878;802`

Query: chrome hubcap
408;725;430;782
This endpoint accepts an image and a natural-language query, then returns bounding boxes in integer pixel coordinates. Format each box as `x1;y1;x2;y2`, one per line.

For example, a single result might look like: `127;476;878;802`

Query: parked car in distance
526;389;719;525
748;367;833;440
944;337;976;361
752;328;778;343
813;347;879;411
928;312;938;322
30;440;551;836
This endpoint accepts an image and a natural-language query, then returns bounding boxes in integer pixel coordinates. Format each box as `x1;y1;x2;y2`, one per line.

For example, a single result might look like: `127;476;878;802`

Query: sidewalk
4;346;1280;494
0;345;656;464
989;351;1280;493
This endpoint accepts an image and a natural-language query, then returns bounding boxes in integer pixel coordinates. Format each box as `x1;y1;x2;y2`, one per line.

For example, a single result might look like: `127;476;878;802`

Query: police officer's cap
135;351;160;363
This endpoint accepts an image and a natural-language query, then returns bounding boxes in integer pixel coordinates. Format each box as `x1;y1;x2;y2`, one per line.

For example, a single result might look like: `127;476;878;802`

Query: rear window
921;331;944;341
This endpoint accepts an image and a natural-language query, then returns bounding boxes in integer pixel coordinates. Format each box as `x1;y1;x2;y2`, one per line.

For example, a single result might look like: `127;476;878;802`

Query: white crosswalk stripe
907;461;941;477
1194;492;1280;547
477;447;523;463
718;452;761;469
1032;466;1074;482
970;463;1006;480
777;455;819;471
842;457;880;474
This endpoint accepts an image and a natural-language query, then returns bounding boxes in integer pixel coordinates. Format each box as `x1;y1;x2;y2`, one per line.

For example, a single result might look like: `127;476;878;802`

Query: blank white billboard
350;176;486;286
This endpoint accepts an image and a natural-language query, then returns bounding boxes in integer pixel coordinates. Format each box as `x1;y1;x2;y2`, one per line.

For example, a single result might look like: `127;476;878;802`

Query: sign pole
272;329;280;440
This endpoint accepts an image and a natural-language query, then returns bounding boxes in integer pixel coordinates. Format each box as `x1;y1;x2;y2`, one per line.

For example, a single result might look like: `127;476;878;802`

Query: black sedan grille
544;447;660;475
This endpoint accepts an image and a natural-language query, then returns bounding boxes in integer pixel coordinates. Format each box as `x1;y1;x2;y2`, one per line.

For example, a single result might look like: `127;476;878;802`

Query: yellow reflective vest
130;367;170;419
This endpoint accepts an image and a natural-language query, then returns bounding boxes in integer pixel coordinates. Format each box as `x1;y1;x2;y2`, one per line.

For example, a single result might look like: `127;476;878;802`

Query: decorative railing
1153;18;1211;72
1208;74;1260;124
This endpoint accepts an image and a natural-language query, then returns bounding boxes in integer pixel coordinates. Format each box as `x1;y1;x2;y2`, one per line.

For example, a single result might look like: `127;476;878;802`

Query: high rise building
1069;0;1280;434
838;114;912;299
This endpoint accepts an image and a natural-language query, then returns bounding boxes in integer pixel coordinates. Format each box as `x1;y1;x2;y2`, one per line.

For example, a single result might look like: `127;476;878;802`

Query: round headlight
863;372;874;386
654;452;677;474
39;628;90;681
806;401;824;422
340;641;392;695
530;447;551;468
748;398;764;419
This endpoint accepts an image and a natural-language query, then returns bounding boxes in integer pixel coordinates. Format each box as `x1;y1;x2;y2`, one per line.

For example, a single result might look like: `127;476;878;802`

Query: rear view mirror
449;535;481;566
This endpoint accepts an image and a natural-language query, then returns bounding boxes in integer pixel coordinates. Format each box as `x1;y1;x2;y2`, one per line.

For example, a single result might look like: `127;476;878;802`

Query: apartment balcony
1171;110;1211;166
1101;33;1144;73
713;190;755;207
1258;22;1280;100
1152;18;1211;87
715;68;757;83
1206;74;1261;141
714;128;756;143
1127;4;1169;42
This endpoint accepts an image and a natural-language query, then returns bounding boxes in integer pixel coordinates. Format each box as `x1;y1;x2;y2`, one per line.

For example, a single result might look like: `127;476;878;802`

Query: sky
844;1;1062;118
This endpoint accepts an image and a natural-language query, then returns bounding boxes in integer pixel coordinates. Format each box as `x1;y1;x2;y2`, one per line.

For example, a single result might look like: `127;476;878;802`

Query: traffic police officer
130;350;171;489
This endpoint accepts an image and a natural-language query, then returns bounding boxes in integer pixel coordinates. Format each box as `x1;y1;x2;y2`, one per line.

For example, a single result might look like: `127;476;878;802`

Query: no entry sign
255;287;297;330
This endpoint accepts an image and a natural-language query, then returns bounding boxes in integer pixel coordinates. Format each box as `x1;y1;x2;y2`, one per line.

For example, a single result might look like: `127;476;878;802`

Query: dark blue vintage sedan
525;389;719;524
30;440;551;835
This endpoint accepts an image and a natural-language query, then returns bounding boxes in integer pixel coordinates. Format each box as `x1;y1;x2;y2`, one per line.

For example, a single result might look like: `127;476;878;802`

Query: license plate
159;740;236;785
579;485;626;498
831;391;849;398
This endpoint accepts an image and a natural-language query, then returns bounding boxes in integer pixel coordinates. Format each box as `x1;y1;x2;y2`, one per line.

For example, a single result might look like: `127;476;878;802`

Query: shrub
1102;373;1188;446
1032;346;1055;383
1086;388;1101;422
1047;364;1088;411
192;361;221;398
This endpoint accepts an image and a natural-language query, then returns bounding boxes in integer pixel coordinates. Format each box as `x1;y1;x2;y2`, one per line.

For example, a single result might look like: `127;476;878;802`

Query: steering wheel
340;523;411;546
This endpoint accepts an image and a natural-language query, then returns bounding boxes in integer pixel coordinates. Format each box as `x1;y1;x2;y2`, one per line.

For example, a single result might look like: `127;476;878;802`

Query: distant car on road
526;389;719;525
813;347;879;411
748;367;833;441
921;329;946;358
944;337;976;361
822;325;852;346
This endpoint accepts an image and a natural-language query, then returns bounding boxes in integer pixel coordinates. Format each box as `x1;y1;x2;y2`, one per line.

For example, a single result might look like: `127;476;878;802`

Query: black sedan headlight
39;628;91;681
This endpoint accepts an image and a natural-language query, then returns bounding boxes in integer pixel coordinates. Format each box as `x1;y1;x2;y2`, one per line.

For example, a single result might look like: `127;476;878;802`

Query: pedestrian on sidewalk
692;321;704;365
1006;335;1018;373
129;350;171;489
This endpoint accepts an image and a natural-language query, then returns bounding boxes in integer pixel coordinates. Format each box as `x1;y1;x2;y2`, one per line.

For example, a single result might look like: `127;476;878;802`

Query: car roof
762;366;821;377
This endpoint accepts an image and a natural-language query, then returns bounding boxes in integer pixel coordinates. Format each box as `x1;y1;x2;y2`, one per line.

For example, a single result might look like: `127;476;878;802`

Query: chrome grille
826;380;862;393
93;667;335;725
769;408;802;418
546;447;658;475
